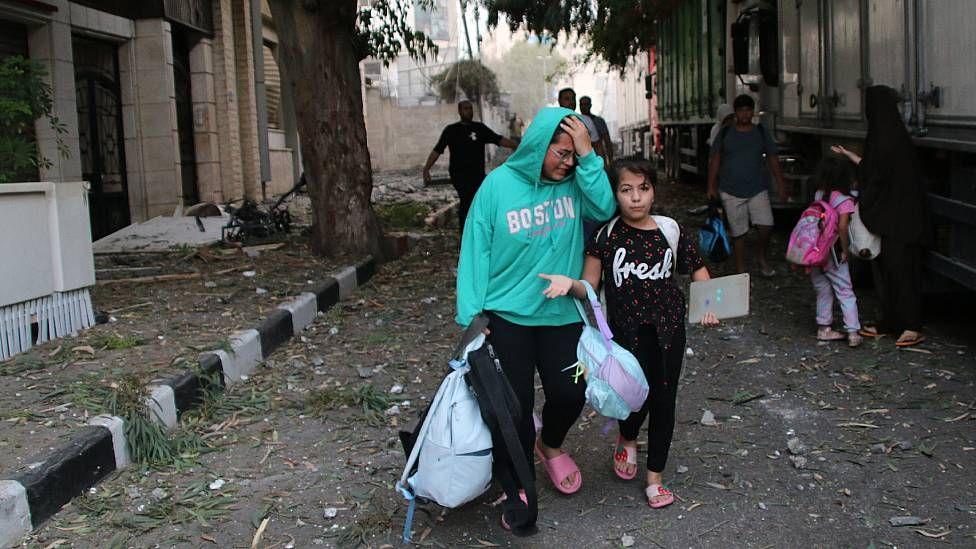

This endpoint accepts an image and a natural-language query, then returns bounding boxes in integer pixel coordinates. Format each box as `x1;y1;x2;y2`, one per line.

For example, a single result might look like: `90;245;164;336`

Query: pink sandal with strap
534;441;582;495
645;484;674;509
613;435;638;480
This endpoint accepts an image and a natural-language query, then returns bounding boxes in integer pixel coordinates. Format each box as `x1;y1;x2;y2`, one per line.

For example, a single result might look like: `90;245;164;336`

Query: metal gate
73;36;128;240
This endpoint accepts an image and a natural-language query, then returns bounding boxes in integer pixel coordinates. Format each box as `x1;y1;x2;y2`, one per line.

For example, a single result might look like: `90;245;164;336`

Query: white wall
364;88;509;172
614;52;651;132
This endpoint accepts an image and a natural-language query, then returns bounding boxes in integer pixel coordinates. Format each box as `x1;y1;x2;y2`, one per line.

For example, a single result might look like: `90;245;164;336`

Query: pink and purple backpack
785;193;846;267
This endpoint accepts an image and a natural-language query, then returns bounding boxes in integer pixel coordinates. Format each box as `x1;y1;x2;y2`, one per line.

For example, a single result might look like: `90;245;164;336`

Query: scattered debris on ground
16;176;976;547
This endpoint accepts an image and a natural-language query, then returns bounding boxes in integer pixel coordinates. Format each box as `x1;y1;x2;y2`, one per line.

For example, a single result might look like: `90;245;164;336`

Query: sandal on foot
645;484;675;509
848;332;863;348
498;490;528;531
895;332;925;347
613;435;638;481
857;325;885;338
817;327;847;341
534;442;582;495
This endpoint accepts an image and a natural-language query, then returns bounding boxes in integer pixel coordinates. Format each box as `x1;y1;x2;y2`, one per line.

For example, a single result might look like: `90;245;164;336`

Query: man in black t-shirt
422;100;518;233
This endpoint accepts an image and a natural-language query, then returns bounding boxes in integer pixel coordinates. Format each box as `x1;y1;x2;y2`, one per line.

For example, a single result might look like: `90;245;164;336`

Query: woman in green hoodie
456;107;616;507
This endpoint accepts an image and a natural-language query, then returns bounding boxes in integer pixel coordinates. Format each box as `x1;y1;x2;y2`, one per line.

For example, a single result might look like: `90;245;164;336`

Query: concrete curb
0;253;389;547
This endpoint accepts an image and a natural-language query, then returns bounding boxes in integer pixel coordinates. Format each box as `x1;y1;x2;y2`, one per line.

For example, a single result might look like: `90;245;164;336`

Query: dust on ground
19;179;976;548
0;231;353;475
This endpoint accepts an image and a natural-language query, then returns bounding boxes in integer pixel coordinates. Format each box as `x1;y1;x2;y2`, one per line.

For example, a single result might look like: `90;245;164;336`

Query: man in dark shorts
706;94;787;276
422;100;518;233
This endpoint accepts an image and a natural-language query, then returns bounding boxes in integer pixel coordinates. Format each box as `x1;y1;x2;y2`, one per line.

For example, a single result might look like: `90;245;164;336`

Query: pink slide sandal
534;441;582;495
645;484;674;509
613;435;638;480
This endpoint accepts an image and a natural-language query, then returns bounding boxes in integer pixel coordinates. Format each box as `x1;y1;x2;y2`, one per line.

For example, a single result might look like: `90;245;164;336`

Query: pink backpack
785;193;846;267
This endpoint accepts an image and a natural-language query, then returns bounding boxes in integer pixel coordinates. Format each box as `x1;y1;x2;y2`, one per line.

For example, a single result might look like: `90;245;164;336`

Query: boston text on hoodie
455;107;617;327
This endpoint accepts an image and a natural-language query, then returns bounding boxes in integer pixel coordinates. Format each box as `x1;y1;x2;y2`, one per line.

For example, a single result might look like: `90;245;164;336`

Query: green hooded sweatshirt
455;107;616;327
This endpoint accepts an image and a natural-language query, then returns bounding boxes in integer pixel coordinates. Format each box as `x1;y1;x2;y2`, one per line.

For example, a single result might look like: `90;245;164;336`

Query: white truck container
778;0;976;136
660;0;976;290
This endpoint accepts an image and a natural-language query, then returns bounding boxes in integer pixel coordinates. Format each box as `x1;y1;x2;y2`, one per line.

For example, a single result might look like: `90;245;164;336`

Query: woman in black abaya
832;85;929;347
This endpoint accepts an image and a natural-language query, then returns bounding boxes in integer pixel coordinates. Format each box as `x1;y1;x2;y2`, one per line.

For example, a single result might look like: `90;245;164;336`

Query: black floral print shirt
585;219;705;347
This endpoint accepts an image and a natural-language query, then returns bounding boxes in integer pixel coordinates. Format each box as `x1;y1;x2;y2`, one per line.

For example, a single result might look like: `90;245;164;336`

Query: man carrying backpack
706;94;787;276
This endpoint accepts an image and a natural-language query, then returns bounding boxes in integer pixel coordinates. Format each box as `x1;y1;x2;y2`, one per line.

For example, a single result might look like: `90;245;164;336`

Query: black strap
488;385;537;536
464;318;538;536
454;315;490;360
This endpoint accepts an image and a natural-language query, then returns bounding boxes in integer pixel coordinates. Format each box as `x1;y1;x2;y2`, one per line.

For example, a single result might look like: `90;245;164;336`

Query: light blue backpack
573;280;649;420
396;333;493;539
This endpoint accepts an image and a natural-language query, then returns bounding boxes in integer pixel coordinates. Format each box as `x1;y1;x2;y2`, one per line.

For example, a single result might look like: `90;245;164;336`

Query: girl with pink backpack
802;157;863;347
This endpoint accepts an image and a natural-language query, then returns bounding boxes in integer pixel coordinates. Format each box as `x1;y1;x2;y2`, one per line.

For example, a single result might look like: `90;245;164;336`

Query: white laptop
688;273;750;323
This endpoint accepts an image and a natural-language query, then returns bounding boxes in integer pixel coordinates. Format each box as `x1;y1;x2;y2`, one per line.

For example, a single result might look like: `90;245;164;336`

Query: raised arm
499;137;519;149
831;145;862;165
561;117;615;220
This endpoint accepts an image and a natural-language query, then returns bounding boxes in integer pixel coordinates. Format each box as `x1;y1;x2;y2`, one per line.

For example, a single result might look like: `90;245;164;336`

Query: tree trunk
267;0;384;258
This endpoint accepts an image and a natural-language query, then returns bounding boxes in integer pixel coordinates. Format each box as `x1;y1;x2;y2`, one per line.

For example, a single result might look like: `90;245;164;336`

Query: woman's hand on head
700;312;720;327
538;273;574;299
560;117;593;157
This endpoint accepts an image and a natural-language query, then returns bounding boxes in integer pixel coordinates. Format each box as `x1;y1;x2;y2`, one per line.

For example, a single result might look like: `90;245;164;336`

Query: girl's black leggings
485;311;586;480
616;322;686;473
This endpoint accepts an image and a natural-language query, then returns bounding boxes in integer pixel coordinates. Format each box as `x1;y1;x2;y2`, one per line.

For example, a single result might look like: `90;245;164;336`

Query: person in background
557;88;606;161
807;156;863;348
706;94;787;276
706;103;735;148
423;100;518;235
831;85;929;348
579;96;613;165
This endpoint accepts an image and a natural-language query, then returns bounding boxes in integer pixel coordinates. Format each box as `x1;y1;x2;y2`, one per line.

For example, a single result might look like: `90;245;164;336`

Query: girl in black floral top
539;159;718;509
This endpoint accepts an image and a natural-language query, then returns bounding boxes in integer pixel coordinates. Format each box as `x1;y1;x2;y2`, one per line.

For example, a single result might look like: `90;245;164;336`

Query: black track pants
485;312;585;481
451;171;486;235
617;323;686;473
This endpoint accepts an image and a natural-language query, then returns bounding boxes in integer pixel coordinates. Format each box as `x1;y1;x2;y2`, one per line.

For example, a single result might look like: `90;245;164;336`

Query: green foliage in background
483;0;674;69
487;39;568;119
431;59;502;106
357;0;439;64
0;56;69;183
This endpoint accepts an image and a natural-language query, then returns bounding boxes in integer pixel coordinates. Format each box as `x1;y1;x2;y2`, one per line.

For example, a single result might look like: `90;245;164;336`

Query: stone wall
230;0;261;199
27;0;82;183
127;19;182;218
190;38;223;204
